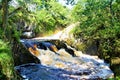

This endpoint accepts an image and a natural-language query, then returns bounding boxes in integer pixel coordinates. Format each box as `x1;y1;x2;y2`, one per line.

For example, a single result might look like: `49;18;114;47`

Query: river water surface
15;39;114;80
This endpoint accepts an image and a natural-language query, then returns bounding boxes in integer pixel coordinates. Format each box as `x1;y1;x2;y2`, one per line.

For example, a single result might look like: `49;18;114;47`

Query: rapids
15;39;114;80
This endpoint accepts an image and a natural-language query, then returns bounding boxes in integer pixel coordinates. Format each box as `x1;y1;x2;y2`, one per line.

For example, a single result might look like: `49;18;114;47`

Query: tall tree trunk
109;0;114;26
2;0;8;39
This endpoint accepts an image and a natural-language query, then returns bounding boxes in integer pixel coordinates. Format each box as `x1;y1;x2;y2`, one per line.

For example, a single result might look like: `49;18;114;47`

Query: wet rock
14;40;40;66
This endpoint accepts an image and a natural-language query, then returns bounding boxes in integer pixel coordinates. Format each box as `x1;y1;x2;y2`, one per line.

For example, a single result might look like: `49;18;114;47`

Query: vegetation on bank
71;0;120;77
0;0;72;79
0;0;120;79
0;40;17;79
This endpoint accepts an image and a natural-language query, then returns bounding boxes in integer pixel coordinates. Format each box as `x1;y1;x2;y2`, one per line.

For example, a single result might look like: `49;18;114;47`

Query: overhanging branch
8;7;22;18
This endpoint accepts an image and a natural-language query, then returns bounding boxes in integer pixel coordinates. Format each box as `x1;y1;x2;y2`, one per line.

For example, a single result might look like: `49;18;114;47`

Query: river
15;23;114;79
15;39;114;80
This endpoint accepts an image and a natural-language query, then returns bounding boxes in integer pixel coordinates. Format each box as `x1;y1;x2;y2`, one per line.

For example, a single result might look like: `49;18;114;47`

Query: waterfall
15;39;114;80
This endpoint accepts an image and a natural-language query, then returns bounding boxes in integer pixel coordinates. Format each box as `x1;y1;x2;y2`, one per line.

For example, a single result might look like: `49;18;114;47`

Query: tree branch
8;7;22;18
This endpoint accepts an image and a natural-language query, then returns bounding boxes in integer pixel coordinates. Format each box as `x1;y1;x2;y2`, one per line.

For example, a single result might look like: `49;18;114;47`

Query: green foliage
116;76;120;80
72;0;120;75
34;1;70;35
75;43;87;52
71;0;85;22
0;40;15;79
35;9;55;33
6;0;71;36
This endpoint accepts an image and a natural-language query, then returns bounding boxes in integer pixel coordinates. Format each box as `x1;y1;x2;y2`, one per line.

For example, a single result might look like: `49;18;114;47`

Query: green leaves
72;0;120;66
34;1;70;35
0;40;14;79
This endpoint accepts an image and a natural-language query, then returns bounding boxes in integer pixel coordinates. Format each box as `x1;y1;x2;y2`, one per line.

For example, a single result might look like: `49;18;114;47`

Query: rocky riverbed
15;39;114;80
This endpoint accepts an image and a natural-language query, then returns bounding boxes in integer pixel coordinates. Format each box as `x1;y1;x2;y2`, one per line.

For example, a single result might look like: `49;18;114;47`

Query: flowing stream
15;39;114;80
15;23;114;80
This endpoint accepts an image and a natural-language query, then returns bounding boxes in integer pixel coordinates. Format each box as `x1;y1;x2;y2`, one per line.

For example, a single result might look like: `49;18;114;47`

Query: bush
0;40;15;79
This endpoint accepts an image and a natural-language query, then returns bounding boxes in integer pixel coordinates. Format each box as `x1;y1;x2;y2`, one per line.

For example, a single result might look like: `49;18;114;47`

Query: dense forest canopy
0;0;120;79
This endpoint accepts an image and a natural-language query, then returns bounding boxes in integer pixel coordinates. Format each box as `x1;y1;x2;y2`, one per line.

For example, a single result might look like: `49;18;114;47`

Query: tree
72;0;120;76
34;0;70;35
1;0;9;40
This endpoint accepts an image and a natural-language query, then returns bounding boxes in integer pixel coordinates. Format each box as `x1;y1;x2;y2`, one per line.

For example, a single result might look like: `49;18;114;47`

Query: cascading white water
35;48;114;79
16;41;114;80
16;39;114;80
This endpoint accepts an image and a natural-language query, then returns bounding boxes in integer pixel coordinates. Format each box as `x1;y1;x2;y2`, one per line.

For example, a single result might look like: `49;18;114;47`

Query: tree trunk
2;0;8;37
109;0;114;26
